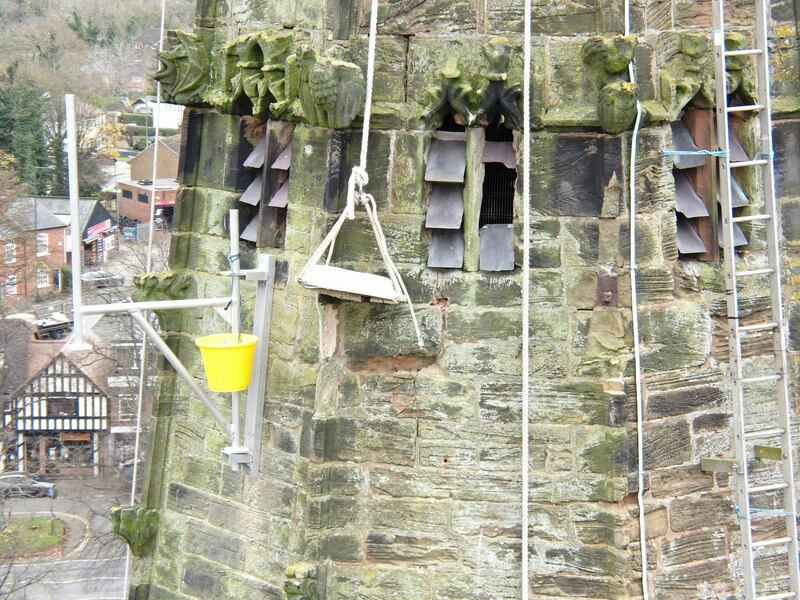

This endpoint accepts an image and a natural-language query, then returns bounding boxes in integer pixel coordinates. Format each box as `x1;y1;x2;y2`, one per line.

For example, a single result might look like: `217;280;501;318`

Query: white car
0;473;56;498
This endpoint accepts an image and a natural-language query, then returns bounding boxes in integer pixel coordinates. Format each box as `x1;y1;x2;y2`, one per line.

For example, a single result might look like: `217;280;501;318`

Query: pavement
1;475;131;599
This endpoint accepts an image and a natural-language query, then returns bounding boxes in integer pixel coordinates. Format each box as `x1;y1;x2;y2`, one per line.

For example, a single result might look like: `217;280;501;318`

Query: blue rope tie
736;505;798;520
756;151;774;160
663;149;730;158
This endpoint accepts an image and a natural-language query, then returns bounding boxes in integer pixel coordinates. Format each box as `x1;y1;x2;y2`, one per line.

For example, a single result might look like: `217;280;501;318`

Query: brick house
117;140;180;227
0;197;118;304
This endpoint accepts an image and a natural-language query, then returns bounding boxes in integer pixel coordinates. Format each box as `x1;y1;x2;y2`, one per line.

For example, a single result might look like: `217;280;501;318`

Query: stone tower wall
129;0;800;598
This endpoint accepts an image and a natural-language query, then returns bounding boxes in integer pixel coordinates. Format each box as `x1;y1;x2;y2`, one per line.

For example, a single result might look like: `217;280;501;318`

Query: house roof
132;140;181;162
28;197;116;237
1;196;109;238
0;318;116;402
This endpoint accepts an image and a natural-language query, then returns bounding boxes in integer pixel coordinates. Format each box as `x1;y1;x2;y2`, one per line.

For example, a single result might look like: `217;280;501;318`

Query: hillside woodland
0;0;193;194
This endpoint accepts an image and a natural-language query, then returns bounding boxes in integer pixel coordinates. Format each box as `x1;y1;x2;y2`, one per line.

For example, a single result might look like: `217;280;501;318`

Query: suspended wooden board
298;264;404;304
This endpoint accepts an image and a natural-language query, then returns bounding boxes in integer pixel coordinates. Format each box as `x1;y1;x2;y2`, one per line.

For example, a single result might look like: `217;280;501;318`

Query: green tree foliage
0;64;47;194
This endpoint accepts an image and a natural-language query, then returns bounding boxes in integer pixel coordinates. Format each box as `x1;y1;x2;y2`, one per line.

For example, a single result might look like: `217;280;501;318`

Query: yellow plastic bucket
195;333;259;392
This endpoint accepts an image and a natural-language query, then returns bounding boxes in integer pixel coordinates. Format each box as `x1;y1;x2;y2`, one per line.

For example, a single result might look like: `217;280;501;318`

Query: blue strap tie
663;149;730;158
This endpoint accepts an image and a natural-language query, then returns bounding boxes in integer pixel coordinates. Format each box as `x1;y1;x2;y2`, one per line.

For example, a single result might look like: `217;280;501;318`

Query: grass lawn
0;517;68;559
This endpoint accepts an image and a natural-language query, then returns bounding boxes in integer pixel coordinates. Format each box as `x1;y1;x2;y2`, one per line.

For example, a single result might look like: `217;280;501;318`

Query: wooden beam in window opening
272;144;292;170
728;128;749;163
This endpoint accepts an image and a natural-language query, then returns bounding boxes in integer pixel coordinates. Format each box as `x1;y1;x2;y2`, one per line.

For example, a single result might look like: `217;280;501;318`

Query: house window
47;395;78;417
4;243;16;264
5;275;17;296
122;189;133;199
37;269;50;289
36;233;49;256
137;193;149;203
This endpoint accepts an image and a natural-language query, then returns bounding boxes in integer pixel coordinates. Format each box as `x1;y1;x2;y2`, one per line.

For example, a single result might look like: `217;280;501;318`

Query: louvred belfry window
673;109;749;261
240;121;294;247
425;114;466;269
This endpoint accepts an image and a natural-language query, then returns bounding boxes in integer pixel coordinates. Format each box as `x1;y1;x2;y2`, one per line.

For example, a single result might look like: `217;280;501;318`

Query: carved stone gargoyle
227;31;294;117
154;30;211;106
581;34;637;133
111;505;159;558
476;38;522;130
291;47;366;129
423;59;476;127
284;563;318;600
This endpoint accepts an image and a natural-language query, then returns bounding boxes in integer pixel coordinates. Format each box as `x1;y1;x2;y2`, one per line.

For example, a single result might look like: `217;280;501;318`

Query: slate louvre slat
717;221;748;247
243;137;266;169
482;142;517;169
272;144;292;170
426;184;464;229
676;214;707;254
670;121;706;169
428;229;464;268
239;173;263;205
240;216;258;242
425;139;467;183
268;180;289;208
479;224;514;271
674;170;710;218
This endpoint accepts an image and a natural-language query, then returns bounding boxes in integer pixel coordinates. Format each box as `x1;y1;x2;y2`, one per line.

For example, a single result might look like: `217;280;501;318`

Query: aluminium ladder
712;0;800;598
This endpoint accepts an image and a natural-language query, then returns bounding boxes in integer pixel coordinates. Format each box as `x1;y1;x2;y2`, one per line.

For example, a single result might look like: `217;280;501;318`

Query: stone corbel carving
154;30;211;106
581;35;637;133
111;505;159;558
284;563;318;600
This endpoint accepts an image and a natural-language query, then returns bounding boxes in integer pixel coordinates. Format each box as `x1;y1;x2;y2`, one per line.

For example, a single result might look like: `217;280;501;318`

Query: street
2;476;130;599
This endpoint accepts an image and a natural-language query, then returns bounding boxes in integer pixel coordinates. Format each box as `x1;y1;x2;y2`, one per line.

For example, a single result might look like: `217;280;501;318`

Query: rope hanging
297;0;423;349
521;0;531;598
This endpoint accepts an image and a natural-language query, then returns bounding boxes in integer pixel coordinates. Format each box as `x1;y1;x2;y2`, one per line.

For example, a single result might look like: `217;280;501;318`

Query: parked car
81;270;124;289
0;473;56;498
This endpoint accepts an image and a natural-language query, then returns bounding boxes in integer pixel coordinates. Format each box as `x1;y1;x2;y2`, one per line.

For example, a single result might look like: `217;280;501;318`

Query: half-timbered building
1;317;142;476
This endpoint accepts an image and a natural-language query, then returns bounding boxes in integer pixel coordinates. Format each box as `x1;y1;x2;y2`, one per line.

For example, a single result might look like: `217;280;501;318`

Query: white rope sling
296;0;423;348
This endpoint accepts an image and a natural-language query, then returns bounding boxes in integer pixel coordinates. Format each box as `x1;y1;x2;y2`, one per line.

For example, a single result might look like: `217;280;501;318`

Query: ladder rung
725;48;764;57
731;159;770;167
736;268;775;277
737;322;778;333
727;104;765;113
746;427;785;440
752;536;793;549
733;214;772;223
756;593;796;600
750;482;788;494
741;375;782;385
